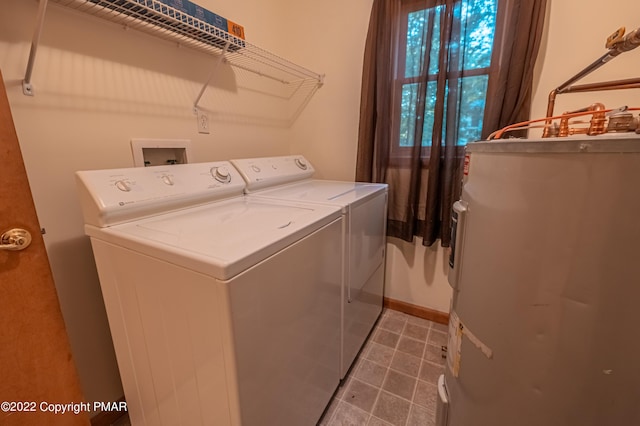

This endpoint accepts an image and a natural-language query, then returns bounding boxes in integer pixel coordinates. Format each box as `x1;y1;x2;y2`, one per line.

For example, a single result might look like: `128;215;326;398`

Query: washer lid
85;197;341;280
250;180;388;208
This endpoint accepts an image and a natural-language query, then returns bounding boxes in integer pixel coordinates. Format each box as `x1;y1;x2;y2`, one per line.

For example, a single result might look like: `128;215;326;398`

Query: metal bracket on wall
23;0;49;96
26;0;325;124
193;41;231;112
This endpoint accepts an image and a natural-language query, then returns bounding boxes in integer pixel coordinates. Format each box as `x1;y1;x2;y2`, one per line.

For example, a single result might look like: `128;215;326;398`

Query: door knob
0;228;32;251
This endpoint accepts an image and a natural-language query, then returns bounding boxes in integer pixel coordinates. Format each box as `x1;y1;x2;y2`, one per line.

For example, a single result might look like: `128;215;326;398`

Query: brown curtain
482;1;548;138
356;0;547;247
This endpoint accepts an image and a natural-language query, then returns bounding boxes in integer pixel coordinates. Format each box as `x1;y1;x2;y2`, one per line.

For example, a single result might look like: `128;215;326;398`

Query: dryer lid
252;180;388;207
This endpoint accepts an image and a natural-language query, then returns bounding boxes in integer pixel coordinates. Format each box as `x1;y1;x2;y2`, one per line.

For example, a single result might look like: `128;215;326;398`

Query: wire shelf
50;0;324;87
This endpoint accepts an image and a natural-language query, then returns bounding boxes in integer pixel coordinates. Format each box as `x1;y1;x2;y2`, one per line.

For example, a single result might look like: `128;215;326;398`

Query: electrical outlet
197;110;210;134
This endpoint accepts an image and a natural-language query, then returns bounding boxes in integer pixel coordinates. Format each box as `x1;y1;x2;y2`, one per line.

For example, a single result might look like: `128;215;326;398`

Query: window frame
390;0;498;164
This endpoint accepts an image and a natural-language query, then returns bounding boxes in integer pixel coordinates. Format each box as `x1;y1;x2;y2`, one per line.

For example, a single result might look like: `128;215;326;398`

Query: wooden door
0;70;89;425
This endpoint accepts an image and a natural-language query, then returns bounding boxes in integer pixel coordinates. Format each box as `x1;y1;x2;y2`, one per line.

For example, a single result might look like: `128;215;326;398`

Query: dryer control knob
212;166;232;183
295;158;308;170
115;180;131;192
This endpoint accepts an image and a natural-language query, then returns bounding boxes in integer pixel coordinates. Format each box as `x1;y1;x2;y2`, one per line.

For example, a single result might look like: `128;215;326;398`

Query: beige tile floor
319;308;448;426
109;308;447;426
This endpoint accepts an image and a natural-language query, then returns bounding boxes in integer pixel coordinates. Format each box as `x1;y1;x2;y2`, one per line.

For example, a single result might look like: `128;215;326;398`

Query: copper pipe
543;89;558;137
554;28;640;95
559;103;606;137
557;78;640;94
588;103;607;135
542;26;640;137
488;107;640;140
543;79;640;137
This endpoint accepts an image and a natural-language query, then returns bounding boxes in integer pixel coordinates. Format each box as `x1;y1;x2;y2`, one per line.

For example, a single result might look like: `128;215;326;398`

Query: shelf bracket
193;41;231;113
23;0;49;96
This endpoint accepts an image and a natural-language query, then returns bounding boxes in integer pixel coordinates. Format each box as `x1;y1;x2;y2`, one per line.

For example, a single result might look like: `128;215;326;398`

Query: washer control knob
161;175;174;186
115;180;131;192
294;158;308;170
212;166;232;183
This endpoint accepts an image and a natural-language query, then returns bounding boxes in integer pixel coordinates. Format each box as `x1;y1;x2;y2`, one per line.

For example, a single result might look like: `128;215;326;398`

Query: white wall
385;236;452;311
531;1;640;135
285;0;374;181
0;0;296;407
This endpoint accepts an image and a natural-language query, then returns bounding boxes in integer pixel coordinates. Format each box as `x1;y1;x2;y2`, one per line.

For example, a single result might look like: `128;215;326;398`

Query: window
356;0;546;246
393;0;498;153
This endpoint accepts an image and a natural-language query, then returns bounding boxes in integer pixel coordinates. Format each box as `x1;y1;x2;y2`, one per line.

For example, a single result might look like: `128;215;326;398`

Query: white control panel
230;155;315;192
76;161;245;227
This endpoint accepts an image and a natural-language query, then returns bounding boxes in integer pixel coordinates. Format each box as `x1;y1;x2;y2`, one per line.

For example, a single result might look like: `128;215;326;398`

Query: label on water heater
446;310;493;378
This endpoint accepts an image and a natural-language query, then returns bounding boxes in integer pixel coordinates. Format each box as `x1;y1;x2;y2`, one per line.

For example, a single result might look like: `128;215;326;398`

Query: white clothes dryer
230;155;388;378
76;161;343;426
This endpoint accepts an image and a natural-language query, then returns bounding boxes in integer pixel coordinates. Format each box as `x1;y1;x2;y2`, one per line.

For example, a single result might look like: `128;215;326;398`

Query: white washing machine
76;161;343;426
230;155;388;378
